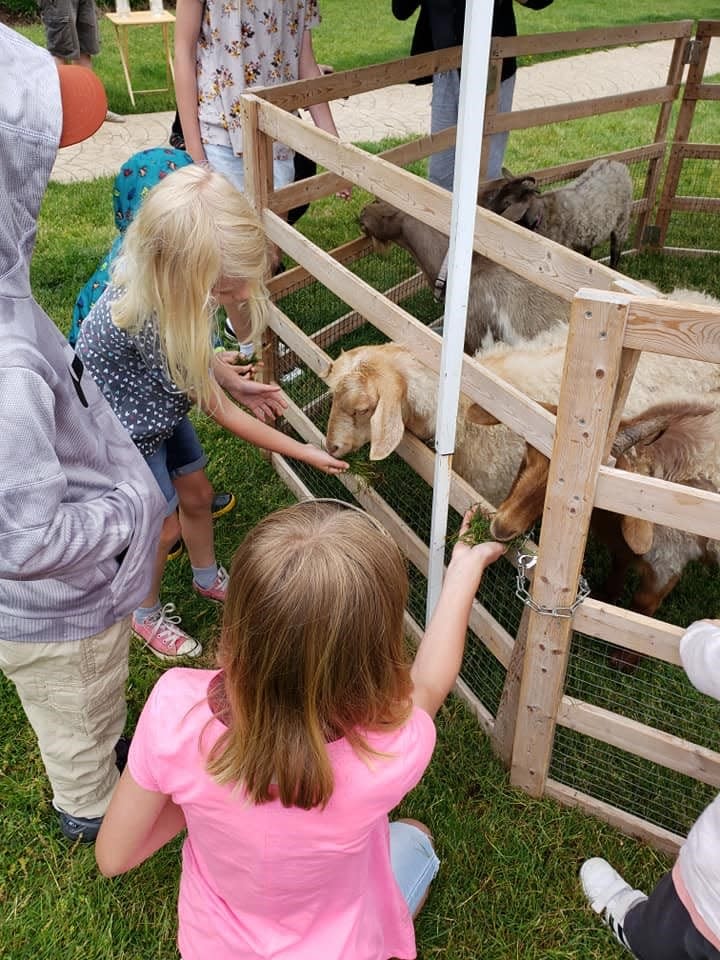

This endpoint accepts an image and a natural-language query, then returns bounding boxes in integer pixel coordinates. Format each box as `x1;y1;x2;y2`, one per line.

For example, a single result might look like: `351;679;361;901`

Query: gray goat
482;159;633;268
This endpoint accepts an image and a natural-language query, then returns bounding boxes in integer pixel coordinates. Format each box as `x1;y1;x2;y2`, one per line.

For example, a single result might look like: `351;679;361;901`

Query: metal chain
514;550;591;619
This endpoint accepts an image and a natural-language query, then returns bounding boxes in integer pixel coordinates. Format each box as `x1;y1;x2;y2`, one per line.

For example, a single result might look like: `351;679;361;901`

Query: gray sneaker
58;810;103;843
104;110;126;123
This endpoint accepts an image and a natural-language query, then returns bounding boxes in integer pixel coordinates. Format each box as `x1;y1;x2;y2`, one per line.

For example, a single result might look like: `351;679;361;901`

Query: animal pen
237;19;720;854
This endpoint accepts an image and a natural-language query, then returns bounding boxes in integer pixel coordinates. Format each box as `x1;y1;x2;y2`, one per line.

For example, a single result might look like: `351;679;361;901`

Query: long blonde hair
110;165;270;409
207;500;413;809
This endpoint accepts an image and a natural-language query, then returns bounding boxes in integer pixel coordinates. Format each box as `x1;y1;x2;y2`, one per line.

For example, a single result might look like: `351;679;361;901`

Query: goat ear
621;515;654;555
466;404;499;426
501;167;515;179
500;199;533;223
369;381;405;460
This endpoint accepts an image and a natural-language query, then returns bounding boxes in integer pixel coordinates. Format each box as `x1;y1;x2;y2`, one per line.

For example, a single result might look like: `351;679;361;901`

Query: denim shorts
143;417;207;516
204;143;296;194
389;820;440;916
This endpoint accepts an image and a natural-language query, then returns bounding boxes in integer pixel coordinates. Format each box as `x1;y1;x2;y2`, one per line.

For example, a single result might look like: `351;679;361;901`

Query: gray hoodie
0;24;165;642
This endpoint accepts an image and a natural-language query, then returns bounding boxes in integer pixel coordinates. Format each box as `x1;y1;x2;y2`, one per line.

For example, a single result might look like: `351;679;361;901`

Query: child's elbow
95;840;127;878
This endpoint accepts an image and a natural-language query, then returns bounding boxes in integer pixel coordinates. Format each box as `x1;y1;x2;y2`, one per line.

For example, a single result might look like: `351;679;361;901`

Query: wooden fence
238;20;720;853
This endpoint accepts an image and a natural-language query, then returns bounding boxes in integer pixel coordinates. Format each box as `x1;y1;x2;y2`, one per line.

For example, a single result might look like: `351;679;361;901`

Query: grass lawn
3;7;720;960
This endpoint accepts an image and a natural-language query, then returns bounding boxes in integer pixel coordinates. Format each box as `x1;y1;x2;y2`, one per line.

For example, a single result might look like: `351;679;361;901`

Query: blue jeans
204;143;296;194
143;417;207;517
429;69;516;190
389;820;440;915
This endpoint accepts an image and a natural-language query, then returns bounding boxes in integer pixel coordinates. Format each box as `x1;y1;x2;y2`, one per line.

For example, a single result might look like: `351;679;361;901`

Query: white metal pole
425;0;495;621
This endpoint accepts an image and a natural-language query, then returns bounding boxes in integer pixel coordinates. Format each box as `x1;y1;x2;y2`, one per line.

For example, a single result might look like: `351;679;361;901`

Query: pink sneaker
193;565;229;603
132;603;202;660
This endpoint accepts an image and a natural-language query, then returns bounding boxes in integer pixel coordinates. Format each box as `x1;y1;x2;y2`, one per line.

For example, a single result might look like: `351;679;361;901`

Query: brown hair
207;500;412;809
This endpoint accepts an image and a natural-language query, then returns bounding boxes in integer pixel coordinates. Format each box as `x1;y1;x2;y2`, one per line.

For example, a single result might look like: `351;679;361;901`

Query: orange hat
56;64;108;148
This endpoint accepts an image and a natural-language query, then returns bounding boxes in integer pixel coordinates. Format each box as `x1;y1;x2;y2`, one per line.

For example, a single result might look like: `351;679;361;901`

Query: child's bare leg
138;511;181;609
175;469;215;569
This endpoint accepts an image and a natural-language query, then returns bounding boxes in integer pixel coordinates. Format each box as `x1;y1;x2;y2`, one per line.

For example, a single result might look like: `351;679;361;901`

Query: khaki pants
0;618;130;819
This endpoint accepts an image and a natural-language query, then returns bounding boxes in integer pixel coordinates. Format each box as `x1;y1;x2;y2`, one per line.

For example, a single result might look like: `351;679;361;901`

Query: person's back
96;500;503;958
130;667;435;959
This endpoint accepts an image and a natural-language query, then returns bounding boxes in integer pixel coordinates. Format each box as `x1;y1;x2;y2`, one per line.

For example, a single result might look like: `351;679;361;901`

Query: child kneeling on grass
95;500;504;960
580;618;720;960
76;166;347;661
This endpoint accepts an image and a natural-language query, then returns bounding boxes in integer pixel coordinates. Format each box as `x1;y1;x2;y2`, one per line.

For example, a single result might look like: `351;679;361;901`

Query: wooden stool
106;10;176;107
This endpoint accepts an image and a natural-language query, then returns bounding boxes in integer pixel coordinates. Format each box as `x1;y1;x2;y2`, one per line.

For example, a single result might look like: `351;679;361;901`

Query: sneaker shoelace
147;602;190;651
214;566;230;592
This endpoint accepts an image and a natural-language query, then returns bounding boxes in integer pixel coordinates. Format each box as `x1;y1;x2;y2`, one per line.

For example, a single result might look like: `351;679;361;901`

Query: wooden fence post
655;22;712;248
240;93;279;388
509;290;630;796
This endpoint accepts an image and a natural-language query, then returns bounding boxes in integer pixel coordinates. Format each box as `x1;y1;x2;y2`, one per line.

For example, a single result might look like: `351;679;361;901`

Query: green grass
5;11;720;959
11;1;720;114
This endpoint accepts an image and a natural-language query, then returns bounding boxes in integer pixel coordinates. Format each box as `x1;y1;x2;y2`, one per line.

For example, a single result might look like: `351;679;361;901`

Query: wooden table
106;10;176;107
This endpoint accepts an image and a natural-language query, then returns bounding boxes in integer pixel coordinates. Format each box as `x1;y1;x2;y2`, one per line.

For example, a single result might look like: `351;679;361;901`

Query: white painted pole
425;0;495;621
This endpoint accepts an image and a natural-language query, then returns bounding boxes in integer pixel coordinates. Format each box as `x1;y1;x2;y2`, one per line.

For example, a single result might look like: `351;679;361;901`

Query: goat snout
489;514;521;543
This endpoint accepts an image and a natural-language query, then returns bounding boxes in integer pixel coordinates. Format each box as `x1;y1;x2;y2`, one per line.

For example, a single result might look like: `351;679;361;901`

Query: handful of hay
344;450;384;490
456;507;528;553
232;351;260;366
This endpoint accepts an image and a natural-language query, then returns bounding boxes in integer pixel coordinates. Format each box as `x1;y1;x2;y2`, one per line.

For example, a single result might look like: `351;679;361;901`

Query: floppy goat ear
499;199;534;223
621;515;654;555
369;375;406;460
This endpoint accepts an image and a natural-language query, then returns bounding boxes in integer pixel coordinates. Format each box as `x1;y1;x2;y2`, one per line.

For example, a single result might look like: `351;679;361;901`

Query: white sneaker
104;110;126;123
580;858;647;954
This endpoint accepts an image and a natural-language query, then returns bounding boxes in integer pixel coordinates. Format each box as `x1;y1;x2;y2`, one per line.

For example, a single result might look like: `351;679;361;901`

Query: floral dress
196;0;321;159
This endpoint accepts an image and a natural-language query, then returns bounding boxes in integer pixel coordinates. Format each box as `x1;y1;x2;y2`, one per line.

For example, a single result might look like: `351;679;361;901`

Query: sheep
476;400;720;669
359;198;569;354
323;323;720;514
481;159;633;269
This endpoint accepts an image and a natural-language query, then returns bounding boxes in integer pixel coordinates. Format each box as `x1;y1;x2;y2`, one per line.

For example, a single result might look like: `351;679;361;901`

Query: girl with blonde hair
95;499;504;960
76;166;347;661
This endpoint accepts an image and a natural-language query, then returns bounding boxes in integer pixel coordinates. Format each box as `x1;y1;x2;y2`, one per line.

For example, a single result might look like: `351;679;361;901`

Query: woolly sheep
481;159;633;269
359;199;569;355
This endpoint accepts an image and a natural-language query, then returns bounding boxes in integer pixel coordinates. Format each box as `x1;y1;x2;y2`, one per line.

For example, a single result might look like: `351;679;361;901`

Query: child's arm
411;509;505;717
680;619;720;701
205;384;348;474
95;767;187;877
174;0;206;164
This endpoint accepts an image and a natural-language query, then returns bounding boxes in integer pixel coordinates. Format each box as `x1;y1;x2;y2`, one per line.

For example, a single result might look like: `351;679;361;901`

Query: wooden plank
490;20;693;59
485;87;677;135
690;84;720;102
254;47;461;109
671;197;720;213
594;466;720;542
623;296;720;361
557;697;720;789
270;452;315;501
268;128;457;214
572;599;683;667
491;607;531;768
268;235;373;300
674;143;720;161
545;779;684;855
510;294;630;797
510;144;665;187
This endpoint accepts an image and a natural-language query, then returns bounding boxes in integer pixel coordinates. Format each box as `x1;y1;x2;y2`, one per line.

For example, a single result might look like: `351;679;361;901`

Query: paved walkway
51;39;720;183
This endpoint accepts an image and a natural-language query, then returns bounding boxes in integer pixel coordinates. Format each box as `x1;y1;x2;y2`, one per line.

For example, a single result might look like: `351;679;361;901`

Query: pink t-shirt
129;668;436;960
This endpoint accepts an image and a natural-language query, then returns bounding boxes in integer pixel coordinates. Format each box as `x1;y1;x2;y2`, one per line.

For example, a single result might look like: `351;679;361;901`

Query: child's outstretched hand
304;445;349;475
448;507;506;582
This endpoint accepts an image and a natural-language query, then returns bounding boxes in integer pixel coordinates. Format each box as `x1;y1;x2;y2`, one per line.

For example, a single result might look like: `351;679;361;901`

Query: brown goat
470;400;720;669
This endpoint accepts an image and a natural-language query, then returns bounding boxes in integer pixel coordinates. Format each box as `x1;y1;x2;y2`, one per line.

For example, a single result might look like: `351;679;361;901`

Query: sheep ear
500;200;533;223
466;404;499;426
369;385;405;460
621;516;654;555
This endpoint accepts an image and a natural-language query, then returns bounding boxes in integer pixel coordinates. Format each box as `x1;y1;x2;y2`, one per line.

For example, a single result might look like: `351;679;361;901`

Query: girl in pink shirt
95;499;504;960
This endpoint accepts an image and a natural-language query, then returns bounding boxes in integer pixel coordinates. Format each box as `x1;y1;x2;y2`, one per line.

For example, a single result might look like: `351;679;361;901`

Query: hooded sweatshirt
0;24;165;642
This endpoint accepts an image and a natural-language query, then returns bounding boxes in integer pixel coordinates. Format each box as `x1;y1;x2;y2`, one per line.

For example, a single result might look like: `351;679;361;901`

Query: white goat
482;159;633;269
359;199;569;354
324;322;720;511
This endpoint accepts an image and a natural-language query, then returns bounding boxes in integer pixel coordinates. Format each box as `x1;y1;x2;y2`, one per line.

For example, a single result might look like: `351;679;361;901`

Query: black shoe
167;538;184;561
58;809;103;843
211;491;236;519
115;736;131;774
